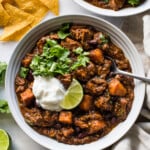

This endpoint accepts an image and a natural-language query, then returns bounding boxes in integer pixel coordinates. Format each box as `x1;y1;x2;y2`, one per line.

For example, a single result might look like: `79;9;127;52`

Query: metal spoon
107;56;150;83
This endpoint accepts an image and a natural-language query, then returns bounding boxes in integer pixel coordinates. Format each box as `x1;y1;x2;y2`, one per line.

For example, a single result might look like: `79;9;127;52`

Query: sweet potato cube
109;0;125;11
108;79;127;96
20;88;34;106
21;55;32;67
89;120;106;134
61;128;74;137
59;111;72;124
79;94;92;111
89;48;104;64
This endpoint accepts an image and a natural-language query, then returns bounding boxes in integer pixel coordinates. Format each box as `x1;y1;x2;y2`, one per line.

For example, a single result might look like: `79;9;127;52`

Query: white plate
73;0;150;17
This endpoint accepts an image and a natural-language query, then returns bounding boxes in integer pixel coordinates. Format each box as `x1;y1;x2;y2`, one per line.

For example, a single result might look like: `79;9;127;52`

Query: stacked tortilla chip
0;0;59;41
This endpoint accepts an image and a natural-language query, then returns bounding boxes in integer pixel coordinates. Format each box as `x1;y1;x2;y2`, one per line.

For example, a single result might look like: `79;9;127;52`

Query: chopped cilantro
71;47;90;70
57;23;70;39
99;33;109;44
103;0;109;3
30;39;71;76
45;39;58;47
128;0;140;6
0;62;7;86
73;47;83;54
30;40;90;76
0;100;10;114
19;67;29;78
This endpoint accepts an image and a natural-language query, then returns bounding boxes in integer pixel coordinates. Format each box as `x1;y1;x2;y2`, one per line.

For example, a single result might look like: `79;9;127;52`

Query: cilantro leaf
19;67;29;78
128;0;140;6
99;34;109;44
71;55;89;70
103;0;109;3
0;62;7;86
45;39;58;47
60;23;70;32
71;47;90;70
57;23;70;39
73;47;83;54
0;100;10;114
58;31;70;40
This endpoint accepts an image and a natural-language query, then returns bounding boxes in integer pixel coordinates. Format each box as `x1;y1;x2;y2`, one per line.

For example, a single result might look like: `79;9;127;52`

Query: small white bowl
5;15;145;150
73;0;150;17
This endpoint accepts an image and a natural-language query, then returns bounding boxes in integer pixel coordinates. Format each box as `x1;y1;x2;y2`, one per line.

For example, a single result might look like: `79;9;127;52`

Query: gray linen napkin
111;14;150;150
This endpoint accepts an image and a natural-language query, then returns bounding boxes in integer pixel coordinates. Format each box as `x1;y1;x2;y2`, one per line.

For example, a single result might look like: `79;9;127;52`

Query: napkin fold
143;15;150;57
112;123;150;150
144;15;150;113
111;15;150;150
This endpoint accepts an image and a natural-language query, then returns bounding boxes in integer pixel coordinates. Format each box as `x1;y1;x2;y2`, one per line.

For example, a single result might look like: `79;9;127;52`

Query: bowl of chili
73;0;150;17
5;15;145;150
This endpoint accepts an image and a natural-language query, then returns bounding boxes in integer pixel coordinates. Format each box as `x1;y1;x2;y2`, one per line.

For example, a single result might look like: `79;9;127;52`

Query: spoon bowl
107;56;150;83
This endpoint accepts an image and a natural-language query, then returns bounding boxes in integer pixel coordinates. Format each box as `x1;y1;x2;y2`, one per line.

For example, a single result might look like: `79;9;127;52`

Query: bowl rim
73;0;150;17
5;14;145;150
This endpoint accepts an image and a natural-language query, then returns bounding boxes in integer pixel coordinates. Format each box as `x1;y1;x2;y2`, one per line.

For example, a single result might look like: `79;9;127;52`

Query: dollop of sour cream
32;76;66;111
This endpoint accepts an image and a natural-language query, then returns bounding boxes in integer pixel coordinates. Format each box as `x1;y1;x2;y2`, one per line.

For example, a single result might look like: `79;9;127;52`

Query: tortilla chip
0;3;34;41
3;25;31;41
14;0;49;27
39;0;59;15
0;0;59;41
0;3;10;26
1;0;15;4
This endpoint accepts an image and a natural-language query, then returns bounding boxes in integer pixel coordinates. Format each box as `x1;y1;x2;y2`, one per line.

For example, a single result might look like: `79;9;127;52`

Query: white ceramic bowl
74;0;150;17
5;15;145;150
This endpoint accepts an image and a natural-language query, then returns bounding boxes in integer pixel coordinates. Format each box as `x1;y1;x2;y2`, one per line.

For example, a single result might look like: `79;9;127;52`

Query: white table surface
0;0;124;149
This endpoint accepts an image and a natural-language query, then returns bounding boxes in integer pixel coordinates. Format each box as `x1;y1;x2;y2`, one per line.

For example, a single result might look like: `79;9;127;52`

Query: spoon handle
117;70;150;84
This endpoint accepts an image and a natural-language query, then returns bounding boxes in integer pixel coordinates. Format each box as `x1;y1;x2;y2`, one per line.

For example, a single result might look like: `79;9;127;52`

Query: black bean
78;132;87;139
55;123;62;129
88;39;97;45
27;70;34;81
75;127;81;133
111;117;117;124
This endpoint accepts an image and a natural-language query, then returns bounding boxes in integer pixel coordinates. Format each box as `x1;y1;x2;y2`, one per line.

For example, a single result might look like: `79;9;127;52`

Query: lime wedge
60;79;83;110
0;129;9;150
